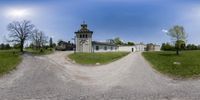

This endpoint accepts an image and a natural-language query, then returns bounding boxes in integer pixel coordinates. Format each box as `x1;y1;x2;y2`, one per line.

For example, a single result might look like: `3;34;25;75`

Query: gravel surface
0;51;200;100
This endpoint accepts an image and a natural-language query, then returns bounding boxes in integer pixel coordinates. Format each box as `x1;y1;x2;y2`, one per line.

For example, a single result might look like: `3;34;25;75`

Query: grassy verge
25;48;54;56
0;50;22;76
68;52;129;65
142;51;200;78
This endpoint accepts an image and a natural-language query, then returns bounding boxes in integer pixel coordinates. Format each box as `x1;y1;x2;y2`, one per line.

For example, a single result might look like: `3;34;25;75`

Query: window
86;34;88;38
83;34;85;38
111;46;113;50
104;46;107;50
96;46;99;51
80;35;82;38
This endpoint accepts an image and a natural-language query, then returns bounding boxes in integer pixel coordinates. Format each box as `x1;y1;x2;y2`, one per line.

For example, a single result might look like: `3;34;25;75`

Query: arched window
86;34;88;38
80;35;82;38
83;34;85;38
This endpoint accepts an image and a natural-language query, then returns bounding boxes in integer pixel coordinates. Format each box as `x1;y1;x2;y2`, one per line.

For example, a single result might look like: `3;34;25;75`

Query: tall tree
113;37;123;45
31;29;48;49
49;37;53;48
7;20;35;52
167;25;187;55
127;42;135;46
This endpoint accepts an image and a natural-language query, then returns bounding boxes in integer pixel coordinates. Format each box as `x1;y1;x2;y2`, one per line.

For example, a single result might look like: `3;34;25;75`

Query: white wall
118;46;135;52
93;45;118;52
135;44;146;52
118;44;146;52
154;45;161;51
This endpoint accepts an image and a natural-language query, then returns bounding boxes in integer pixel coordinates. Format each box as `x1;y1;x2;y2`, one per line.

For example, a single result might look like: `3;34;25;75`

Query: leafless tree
7;20;35;52
31;29;48;49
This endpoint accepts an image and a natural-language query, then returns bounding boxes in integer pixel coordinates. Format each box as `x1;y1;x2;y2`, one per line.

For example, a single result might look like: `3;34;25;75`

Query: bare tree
31;29;48;49
7;20;35;52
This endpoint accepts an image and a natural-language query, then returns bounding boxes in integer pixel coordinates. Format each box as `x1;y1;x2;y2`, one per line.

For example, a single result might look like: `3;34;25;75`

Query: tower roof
75;22;93;34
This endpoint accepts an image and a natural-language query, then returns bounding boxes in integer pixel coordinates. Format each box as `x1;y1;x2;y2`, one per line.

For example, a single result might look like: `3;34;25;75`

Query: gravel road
0;51;200;100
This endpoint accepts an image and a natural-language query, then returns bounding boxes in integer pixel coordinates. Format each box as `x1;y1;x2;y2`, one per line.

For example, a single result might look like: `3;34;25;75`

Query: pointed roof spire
75;21;93;34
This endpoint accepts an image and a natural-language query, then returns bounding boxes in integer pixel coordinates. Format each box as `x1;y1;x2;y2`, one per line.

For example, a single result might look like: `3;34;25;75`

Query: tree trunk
20;45;23;52
176;48;179;55
20;41;24;53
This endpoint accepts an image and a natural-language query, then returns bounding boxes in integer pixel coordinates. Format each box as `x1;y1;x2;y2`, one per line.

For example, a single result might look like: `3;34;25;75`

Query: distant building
56;41;75;51
118;46;136;52
146;43;161;51
135;43;146;52
75;22;118;53
74;22;160;53
118;43;160;52
118;43;146;52
92;41;118;52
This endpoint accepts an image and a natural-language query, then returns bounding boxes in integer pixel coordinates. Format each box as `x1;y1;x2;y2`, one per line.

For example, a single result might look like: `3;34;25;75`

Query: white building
75;23;118;53
118;43;146;52
135;43;146;52
92;41;118;52
75;23;160;53
118;43;160;52
118;46;136;52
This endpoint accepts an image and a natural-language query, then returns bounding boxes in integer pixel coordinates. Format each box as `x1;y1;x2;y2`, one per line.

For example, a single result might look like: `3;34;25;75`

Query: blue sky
0;0;200;45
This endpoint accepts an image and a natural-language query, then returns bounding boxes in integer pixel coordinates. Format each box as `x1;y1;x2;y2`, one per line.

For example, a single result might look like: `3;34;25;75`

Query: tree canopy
167;25;187;55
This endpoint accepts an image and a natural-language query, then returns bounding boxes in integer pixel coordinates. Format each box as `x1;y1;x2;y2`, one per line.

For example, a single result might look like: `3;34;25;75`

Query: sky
0;0;200;45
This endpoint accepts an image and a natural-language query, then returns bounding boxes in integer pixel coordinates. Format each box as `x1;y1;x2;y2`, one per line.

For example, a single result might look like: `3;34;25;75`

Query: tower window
80;35;82;38
86;34;88;38
96;46;99;51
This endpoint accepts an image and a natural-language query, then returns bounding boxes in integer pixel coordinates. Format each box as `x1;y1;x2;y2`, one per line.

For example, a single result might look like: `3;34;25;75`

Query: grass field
68;52;129;65
143;51;200;78
0;50;22;76
25;48;54;55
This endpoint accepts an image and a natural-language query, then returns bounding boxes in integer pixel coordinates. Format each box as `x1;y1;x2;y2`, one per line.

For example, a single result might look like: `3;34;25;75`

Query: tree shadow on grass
158;53;179;57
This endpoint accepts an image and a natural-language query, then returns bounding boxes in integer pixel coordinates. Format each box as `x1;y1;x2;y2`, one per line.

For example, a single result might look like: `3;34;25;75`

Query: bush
0;43;11;50
161;43;175;51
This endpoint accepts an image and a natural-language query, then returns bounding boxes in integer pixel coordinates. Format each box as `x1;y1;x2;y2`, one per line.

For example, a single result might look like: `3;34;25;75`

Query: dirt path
0;51;200;100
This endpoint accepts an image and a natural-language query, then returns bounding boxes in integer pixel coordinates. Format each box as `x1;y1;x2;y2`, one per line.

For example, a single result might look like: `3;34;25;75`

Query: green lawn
25;48;54;56
0;50;22;76
142;51;200;78
68;52;129;65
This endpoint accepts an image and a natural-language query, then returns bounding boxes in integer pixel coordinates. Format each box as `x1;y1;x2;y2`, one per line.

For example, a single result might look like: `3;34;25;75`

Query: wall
118;46;135;52
154;45;161;51
92;44;118;52
76;33;92;52
135;44;146;52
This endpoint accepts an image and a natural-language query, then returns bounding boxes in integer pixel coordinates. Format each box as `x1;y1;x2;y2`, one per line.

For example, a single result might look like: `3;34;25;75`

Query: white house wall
154;46;161;51
92;45;118;52
135;45;146;52
118;46;136;52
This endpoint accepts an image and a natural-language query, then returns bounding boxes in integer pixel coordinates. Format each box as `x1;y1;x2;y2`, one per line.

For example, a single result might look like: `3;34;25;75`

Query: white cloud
161;29;168;33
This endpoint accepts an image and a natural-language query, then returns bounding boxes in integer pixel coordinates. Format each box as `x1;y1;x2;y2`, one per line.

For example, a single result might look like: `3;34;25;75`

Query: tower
75;22;93;52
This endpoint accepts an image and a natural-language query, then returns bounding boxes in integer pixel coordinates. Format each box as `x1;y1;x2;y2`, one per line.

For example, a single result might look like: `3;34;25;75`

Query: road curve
0;51;200;100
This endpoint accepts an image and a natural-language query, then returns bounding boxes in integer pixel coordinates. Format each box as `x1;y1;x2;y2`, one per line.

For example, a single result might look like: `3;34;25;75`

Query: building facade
146;43;161;51
92;41;118;52
118;43;160;52
75;23;160;53
75;23;93;52
118;43;147;52
75;23;118;53
56;41;75;51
